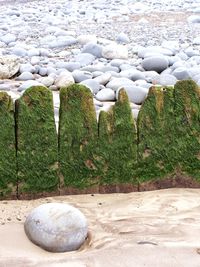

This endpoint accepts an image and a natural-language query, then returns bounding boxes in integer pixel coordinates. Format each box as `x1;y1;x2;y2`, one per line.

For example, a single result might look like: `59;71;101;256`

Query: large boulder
24;203;88;252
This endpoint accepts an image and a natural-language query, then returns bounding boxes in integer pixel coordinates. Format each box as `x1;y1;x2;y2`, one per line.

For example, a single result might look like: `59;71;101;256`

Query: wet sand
1;188;200;266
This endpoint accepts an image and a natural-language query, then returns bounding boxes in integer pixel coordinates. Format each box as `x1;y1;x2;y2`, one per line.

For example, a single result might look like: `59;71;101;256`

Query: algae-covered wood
0;92;16;198
58;84;98;189
98;89;137;185
16;86;58;195
137;86;176;182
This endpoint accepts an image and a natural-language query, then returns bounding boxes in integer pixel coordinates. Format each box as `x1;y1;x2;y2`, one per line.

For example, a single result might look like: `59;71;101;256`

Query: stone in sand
0;56;20;79
24;203;88;252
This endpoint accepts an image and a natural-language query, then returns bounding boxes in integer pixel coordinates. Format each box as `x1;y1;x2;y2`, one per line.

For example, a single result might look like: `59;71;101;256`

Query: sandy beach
1;188;200;267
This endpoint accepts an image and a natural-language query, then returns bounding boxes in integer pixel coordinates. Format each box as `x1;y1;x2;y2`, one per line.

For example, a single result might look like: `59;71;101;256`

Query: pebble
24;203;88;252
102;44;128;59
95;88;116;101
80;79;100;94
54;71;75;89
142;56;169;73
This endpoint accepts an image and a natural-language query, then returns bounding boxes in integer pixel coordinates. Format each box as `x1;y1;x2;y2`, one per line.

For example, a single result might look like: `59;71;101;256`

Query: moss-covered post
0;92;16;199
16;86;58;197
98;89;137;189
58;84;99;191
174;80;200;179
137;86;175;184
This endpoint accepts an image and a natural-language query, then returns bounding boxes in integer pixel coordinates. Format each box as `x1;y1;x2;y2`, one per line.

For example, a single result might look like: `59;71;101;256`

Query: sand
1;188;200;267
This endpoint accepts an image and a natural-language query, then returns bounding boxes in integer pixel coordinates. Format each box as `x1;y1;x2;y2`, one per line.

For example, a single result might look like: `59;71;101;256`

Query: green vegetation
0;92;16;198
137;86;175;183
98;89;137;185
174;80;200;179
58;84;98;189
16;86;58;195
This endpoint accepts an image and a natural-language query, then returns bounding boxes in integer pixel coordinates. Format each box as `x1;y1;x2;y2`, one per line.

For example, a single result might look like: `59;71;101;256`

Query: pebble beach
0;0;200;126
0;0;200;266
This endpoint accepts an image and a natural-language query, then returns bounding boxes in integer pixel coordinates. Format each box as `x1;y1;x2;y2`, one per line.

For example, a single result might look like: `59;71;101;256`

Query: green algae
58;84;99;189
137;86;175;183
174;80;200;179
98;89;137;185
0;92;16;198
16;86;58;195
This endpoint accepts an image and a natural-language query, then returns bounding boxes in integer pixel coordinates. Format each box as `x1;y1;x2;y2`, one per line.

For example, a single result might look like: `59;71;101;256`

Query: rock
106;77;135;91
18;80;43;92
75;53;95;67
12;47;27;57
193;37;200;45
16;72;34;81
82;42;102;58
155;74;177;86
20;63;35;74
38;67;48;76
96;88;115;101
49;36;77;48
72;70;93;83
24;203;88;252
93;72;112;85
116;32;130;44
62;62;81;72
55;71;75;88
77;34;97;45
138;46;173;58
102;44;128;59
120;69;145;81
172;67;190;80
0;56;20;79
38;76;55;87
142;56;169;73
80;79;100;94
1;33;16;45
27;48;40;57
187;15;200;23
116;85;148;104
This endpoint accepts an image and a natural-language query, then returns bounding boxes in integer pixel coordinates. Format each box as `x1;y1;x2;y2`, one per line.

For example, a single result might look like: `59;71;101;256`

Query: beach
1;188;200;266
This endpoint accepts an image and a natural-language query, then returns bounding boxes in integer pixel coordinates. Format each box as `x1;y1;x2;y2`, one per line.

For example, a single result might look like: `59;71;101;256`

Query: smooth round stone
49;36;77;48
16;71;34;81
62;62;81;72
38;67;48;76
187;15;200;23
80;79;100;94
93;72;112;85
116;32;130;44
75;53;95;67
172;67;190;80
138;46;173;58
38;76;54;87
144;71;160;83
106;77;135;91
193;37;200;45
27;48;40;57
24;203;88;253
161;40;179;54
102;44;128;59
96;88;115;101
1;33;16;45
18;80;43;92
72;70;93;83
117;85;148;104
55;71;75;88
155;74;177;86
77;34;97;45
12;47;27;57
142;56;169;73
120;69;145;81
20;63;35;74
82;42;102;58
31;56;40;65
